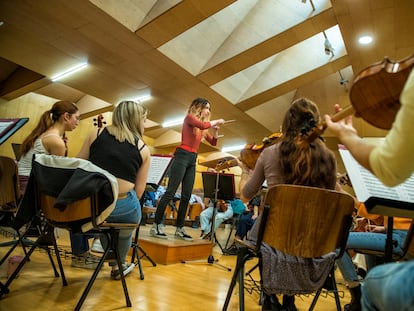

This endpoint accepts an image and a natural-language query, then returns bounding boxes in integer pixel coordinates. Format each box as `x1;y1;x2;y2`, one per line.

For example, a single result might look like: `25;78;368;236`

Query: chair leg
309;267;341;311
74;228;132;310
222;247;251;311
49;226;67;285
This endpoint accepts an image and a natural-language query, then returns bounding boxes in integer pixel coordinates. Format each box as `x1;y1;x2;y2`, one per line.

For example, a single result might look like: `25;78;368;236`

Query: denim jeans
70;232;98;255
361;261;414;310
236;211;256;239
200;205;233;235
337;230;407;282
101;189;141;266
155;148;197;228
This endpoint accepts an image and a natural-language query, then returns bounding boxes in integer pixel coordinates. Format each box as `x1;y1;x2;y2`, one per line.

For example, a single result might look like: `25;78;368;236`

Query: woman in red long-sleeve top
150;98;224;241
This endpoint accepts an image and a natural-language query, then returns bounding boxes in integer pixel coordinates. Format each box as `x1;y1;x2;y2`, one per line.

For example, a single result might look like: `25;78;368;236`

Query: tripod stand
182;170;235;271
130;186;158;280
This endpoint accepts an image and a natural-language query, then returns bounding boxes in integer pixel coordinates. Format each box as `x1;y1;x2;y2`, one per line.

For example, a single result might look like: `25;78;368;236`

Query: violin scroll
93;114;106;128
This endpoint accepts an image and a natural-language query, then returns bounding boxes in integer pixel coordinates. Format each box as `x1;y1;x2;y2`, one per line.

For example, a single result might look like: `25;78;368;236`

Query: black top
89;128;144;184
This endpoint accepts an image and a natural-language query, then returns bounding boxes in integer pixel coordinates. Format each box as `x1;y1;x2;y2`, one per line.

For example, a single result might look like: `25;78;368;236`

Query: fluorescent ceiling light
221;144;246;153
134;94;151;103
51;62;88;82
162;118;184;128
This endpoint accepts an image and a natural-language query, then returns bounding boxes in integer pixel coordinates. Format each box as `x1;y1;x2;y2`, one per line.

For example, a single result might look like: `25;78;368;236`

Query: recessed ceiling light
358;35;373;45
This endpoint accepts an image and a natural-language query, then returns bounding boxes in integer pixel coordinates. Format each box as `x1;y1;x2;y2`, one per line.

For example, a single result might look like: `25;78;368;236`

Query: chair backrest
31;154;118;232
257;184;355;258
0;156;20;207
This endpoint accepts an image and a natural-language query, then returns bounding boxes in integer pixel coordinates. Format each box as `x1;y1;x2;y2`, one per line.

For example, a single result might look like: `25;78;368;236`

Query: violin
306;53;414;141
239;132;282;169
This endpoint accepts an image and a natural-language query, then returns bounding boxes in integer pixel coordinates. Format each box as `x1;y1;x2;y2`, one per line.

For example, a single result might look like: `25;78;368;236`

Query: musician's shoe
223;243;238;255
71;251;100;270
110;263;135;280
175;227;193;241
150;223;168;239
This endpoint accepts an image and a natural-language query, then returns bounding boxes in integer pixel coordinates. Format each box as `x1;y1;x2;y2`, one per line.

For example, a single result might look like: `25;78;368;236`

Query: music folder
339;144;414;219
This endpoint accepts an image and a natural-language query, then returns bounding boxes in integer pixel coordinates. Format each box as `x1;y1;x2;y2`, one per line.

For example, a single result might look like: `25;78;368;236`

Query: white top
369;69;414;187
18;133;60;176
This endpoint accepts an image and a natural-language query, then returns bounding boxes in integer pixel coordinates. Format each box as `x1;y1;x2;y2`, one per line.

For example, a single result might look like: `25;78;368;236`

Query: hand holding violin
324;104;358;142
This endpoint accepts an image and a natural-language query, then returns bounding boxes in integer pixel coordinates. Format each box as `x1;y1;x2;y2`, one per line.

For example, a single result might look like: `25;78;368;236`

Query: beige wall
0;92;386;196
0;93;220;191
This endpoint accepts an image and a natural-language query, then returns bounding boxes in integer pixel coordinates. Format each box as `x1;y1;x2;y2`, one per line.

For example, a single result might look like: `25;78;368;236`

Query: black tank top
89;128;144;184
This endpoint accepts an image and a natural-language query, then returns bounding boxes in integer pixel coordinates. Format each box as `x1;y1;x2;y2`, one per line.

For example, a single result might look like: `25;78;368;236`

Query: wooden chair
222;184;355;311
12;154;138;310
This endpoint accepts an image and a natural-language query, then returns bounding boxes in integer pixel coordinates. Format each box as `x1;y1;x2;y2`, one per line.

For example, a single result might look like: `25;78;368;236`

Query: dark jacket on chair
13;154;118;232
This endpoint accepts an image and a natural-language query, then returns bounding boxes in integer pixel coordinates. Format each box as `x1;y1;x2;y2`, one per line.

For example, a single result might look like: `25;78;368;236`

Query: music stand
182;171;235;271
130;154;173;279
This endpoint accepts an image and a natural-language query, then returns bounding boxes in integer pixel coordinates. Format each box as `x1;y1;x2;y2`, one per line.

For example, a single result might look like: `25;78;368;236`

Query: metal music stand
130;154;173;279
182;170;235;271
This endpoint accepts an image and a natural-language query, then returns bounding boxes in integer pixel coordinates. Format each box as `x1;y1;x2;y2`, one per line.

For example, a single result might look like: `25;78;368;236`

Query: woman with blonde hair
150;97;224;241
78;100;150;279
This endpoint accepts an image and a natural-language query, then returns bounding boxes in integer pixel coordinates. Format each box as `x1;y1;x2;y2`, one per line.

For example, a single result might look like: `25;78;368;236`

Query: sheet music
339;148;414;204
147;155;173;185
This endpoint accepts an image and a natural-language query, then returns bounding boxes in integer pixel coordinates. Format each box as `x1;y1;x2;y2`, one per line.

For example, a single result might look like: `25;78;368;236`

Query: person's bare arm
324;104;374;172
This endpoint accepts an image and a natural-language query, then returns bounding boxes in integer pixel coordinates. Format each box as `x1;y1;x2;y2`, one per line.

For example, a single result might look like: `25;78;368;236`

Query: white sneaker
91;238;104;253
175;227;193;242
71;252;101;270
149;223;168;239
110;263;135;280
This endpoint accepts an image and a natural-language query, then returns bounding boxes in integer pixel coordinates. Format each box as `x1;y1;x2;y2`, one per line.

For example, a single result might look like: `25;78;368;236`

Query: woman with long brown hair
18;100;80;195
239;98;338;311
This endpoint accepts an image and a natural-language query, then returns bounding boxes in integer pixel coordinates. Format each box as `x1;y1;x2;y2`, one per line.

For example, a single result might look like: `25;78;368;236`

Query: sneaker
149;223;168;239
223;244;238;256
175;227;193;242
91;238;105;253
110;263;135;280
71;252;101;270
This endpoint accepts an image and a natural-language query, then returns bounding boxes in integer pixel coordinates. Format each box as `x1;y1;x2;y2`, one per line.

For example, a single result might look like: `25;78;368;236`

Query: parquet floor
0;225;351;311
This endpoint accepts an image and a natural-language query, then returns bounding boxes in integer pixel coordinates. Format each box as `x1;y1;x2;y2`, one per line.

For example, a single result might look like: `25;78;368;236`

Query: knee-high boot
344;285;361;311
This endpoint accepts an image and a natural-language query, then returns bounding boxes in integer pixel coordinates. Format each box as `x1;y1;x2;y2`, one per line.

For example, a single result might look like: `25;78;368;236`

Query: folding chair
25;154;138;310
222;184;354;311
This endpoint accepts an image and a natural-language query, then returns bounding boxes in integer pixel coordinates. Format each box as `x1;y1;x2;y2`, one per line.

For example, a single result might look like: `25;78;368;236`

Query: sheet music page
147;155;173;185
339;147;414;204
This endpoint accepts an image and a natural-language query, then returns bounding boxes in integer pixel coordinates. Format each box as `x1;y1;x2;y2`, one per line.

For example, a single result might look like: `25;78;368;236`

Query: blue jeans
235;211;256;239
200;205;233;235
337;230;407;282
361;261;414;310
70;232;97;255
101;189;141;266
154;148;197;228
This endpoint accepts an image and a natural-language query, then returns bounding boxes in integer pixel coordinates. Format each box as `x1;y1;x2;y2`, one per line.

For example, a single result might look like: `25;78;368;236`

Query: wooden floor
0;225;351;311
